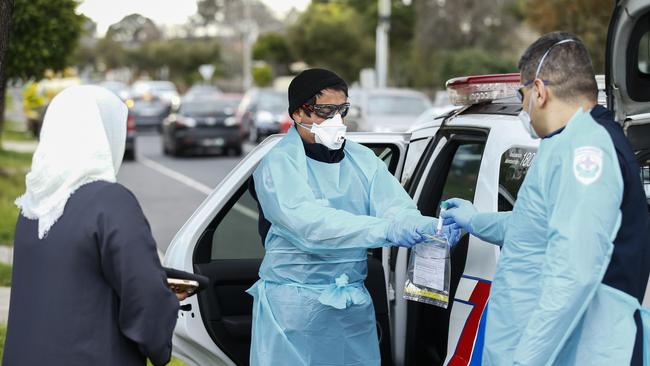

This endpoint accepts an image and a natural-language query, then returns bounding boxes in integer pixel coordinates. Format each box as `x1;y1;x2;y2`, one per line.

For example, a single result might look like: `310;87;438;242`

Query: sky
76;0;311;36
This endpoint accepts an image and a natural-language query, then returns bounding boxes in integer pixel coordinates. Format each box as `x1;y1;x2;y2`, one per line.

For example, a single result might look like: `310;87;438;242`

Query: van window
402;138;432;188
211;190;264;260
498;147;537;211
638;32;650;74
439;142;485;204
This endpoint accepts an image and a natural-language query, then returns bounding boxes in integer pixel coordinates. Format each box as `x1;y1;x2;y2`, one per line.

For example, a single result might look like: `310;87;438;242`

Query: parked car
411;91;457;130
163;3;650;365
127;93;171;130
123;110;137;161
162;94;243;156
131;80;181;110
98;80;130;101
185;84;222;99
347;88;432;132
235;88;288;143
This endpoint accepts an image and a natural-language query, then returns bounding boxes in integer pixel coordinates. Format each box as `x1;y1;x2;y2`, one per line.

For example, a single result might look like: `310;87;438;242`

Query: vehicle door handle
180;304;192;311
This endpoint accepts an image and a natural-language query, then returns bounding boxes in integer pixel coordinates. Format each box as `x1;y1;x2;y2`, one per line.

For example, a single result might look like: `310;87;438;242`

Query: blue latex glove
440;198;478;234
386;220;427;248
442;222;462;247
419;220;462;247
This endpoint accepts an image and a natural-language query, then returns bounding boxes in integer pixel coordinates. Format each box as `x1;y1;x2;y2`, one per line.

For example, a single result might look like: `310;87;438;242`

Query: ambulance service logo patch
573;146;603;185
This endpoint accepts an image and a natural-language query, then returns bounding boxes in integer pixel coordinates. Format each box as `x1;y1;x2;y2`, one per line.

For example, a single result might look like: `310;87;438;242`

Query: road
117;132;249;254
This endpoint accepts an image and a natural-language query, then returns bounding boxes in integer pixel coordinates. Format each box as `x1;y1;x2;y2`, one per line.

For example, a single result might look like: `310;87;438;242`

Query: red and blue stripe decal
448;275;491;366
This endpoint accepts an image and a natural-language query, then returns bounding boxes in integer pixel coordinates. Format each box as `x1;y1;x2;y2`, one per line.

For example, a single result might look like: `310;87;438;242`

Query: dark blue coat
3;182;179;366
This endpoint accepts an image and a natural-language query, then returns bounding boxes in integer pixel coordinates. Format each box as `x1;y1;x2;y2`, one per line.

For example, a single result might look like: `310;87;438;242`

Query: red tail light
127;114;136;132
279;114;293;133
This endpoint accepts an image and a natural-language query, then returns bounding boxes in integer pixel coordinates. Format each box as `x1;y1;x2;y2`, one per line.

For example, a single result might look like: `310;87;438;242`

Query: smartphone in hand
167;278;199;293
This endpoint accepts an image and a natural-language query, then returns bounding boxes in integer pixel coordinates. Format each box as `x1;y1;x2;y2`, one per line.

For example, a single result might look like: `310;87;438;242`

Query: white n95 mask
298;114;347;150
518;99;539;139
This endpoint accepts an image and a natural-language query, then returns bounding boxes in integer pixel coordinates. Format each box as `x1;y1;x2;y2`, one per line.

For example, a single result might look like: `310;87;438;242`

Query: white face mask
298;113;347;150
518;95;539;139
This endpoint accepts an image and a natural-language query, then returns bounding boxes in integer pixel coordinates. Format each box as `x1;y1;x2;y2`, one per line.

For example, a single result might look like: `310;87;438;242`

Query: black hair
518;31;598;103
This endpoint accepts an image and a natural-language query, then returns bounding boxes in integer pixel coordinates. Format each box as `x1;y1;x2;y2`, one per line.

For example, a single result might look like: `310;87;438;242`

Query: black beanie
288;68;347;117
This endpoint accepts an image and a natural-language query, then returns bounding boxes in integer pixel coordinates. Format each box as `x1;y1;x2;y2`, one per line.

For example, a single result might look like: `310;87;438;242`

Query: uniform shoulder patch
573;146;603;185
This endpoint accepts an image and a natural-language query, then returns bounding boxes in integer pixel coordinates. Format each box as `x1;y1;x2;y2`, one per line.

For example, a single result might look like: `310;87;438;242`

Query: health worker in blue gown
247;68;460;365
442;32;650;365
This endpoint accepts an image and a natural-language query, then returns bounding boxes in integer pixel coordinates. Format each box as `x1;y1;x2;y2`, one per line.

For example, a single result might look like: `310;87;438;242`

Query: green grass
2;129;35;142
3;119;36;142
0;262;11;287
0;323;5;361
0;149;32;246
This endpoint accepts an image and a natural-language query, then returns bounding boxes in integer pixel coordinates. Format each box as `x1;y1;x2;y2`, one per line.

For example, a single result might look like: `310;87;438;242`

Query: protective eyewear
303;102;351;119
517;79;549;103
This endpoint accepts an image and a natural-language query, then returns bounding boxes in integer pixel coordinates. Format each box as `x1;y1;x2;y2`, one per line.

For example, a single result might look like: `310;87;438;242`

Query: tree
410;0;520;88
95;37;127;70
1;0;83;145
252;32;293;75
438;48;516;83
0;0;14;148
192;0;282;36
287;2;374;82
520;0;613;73
338;0;415;85
252;63;273;86
127;39;221;88
106;14;162;47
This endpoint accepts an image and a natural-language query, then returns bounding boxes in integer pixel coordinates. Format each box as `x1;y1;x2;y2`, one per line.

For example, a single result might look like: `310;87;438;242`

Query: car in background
161;94;243;156
123;110;137;160
98;80;130;101
127;93;171;131
347;88;432;132
184;84;222;99
411;91;457;130
235;88;288;143
131;80;181;110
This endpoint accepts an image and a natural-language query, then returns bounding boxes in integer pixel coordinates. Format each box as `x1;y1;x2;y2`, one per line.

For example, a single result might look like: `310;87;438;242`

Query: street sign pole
375;0;391;88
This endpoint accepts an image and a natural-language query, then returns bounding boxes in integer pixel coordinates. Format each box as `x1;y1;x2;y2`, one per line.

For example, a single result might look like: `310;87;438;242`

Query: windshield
367;95;431;116
180;99;240;115
257;92;287;113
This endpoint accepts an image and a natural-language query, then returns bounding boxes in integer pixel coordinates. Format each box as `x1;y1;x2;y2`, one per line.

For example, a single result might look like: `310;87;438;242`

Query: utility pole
375;0;390;88
242;0;257;91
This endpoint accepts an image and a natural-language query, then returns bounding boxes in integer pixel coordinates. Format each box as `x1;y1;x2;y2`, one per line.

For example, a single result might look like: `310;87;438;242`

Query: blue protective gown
248;127;434;365
469;108;649;365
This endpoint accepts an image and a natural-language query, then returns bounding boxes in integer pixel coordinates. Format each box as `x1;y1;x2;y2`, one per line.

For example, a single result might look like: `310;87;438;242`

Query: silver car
347;88;432;132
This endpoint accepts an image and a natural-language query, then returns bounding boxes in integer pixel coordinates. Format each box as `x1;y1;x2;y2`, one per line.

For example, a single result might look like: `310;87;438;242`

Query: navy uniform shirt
3;181;179;366
591;105;650;365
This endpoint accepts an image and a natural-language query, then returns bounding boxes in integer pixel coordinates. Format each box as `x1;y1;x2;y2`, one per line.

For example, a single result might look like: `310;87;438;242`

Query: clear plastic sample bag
404;233;451;308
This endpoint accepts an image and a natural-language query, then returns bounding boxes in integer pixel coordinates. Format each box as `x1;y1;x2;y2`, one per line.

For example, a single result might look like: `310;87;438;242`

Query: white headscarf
15;85;128;239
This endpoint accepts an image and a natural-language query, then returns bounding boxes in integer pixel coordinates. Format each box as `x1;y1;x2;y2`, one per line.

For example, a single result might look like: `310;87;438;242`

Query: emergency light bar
446;73;521;106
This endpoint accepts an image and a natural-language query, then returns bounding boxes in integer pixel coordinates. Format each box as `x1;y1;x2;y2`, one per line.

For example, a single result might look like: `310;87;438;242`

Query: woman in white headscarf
3;85;180;366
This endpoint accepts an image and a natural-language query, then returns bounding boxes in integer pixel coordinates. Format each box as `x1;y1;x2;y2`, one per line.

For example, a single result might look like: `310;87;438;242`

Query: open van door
164;132;412;366
606;0;650;305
